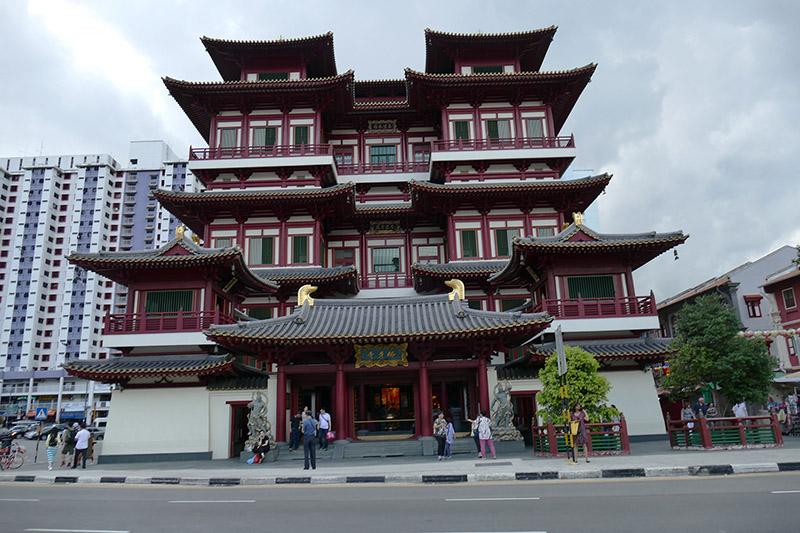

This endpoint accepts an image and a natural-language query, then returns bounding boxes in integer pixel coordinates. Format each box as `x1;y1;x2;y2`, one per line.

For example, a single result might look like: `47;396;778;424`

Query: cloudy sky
1;0;798;301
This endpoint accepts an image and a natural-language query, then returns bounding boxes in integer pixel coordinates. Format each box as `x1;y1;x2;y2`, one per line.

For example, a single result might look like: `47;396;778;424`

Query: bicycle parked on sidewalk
0;432;26;470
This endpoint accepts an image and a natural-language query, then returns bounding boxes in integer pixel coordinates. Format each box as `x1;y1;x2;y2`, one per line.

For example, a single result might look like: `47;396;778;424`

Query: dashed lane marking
445;497;541;502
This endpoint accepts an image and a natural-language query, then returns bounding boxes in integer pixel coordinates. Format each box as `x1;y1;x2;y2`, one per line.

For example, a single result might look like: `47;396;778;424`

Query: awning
774;371;800;383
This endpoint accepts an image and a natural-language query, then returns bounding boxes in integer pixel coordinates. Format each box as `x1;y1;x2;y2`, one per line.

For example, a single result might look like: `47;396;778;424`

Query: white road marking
168;499;256;503
25;529;130;533
772;490;800;494
445;497;541;502
0;498;40;501
409;531;546;533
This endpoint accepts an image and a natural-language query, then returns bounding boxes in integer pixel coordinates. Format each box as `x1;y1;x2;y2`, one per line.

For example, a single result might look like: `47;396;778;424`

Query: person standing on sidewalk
466;413;482;456
302;413;318;470
289;411;302;451
45;429;59;471
318;408;331;451
570;403;590;463
60;423;77;467
72;422;91;469
433;412;447;460
477;410;496;459
445;419;455;459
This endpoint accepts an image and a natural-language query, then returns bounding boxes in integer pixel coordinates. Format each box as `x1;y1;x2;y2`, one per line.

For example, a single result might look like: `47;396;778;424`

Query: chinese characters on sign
355;343;409;368
367;120;398;134
369;220;402;234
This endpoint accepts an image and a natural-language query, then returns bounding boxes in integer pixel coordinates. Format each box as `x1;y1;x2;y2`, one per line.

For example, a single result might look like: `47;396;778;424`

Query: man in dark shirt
289;411;302;451
693;396;709;418
302;414;318;470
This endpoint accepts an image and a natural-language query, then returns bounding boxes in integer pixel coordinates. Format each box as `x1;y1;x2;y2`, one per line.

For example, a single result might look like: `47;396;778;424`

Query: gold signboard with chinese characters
369;220;402;234
355;343;409;368
367;119;398;134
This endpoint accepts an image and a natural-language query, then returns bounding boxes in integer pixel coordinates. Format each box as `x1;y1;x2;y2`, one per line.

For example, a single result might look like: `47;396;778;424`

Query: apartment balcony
430;135;576;166
532;294;659;334
188;144;335;174
102;310;235;349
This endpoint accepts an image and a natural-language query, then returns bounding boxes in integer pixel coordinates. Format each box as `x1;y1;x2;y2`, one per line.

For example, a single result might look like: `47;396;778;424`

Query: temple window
453;121;470;140
526;118;544;139
783;288;797;309
333;248;356;267
370;145;396;164
248;236;275;266
473;65;503;74
293;126;309;146
486;119;511;140
214;237;233;248
372;247;400;273
334;148;353;166
494;228;519;257
566;276;615;299
252;127;277;147
258;72;289;80
413;143;431;163
292;236;309;264
247;307;274;320
534;226;555;237
467;300;484;310
218;128;237;148
500;298;526;311
460;230;479;258
416;245;440;264
143;290;194;313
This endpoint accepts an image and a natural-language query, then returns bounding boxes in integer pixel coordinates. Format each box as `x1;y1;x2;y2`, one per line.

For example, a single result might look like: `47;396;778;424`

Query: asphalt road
1;473;798;533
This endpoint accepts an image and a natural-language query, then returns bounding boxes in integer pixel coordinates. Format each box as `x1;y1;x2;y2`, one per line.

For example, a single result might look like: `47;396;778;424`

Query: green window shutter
566;276;616;298
144;290;193;313
248;307;273;320
486;120;499;139
461;230;478;258
454;121;470;140
253;127;276;147
249;237;274;265
495;228;518;257
294;126;309;146
467;300;483;310
500;298;526;311
293;236;308;263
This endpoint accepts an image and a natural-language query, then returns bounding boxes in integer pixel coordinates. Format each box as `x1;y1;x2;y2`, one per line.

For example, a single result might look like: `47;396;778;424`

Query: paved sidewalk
2;437;799;486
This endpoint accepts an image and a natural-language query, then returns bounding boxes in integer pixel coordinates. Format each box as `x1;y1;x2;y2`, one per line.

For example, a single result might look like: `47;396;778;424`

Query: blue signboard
35;407;48;420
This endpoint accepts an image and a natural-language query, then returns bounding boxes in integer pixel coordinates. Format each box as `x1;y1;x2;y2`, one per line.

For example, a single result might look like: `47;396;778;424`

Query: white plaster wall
605;370;665;436
102;387;210;456
208;390;249;459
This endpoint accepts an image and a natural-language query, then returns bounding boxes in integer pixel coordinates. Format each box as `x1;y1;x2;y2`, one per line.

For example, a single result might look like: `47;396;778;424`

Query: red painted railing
189;144;332;160
104;310;236;335
336;161;430;175
431;135;574;152
532;294;656;319
668;415;783;449
361;273;413;289
531;419;631;457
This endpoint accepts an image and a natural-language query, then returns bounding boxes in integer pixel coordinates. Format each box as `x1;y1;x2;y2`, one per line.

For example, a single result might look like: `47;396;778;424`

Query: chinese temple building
64;28;686;462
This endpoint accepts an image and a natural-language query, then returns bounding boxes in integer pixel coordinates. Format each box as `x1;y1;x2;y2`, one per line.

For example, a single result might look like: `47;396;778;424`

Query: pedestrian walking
302;413;318;470
433;412;447;460
466;413;482;456
477;410;496;459
289;411;302;451
60;423;77;467
318;408;331;450
445;420;455;459
72;422;91;469
570;403;590;463
45;429;59;471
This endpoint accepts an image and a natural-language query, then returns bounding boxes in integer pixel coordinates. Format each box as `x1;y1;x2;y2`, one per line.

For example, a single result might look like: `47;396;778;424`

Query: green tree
661;294;776;413
537;345;616;423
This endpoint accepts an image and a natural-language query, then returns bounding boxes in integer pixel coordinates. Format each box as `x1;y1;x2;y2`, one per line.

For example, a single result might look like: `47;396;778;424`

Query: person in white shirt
72;422;91;469
318;408;332;451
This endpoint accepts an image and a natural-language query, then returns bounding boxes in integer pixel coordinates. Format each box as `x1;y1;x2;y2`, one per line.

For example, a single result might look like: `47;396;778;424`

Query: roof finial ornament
298;285;318;307
445;279;465;301
572;212;584;226
175;225;186;240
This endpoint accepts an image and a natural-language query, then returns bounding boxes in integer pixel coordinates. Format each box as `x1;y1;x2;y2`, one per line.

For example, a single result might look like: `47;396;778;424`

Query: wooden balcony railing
668;415;783;450
431;135;575;152
189;144;333;160
531;419;631;457
360;273;413;289
104;310;236;335
336;161;430;175
532;294;656;319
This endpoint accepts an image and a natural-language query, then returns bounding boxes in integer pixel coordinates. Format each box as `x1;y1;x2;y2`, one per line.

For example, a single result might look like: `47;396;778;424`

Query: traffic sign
35;407;48;420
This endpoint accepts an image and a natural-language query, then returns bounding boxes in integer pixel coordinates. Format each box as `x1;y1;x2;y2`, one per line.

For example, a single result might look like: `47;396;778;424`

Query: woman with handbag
466;413;482;456
477;410;496;459
570;403;590;463
433;412;448;460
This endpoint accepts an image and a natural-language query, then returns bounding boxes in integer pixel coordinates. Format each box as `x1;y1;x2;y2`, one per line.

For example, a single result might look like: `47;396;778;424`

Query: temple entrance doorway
355;383;415;439
298;386;331;421
229;402;249;458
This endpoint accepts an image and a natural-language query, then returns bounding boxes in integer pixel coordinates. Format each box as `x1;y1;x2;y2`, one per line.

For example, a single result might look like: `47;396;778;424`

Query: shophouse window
473;65;503;74
783;288;797;309
292;236;309;264
373;247;400;273
787;337;797;357
252;127;277;148
526;118;544;138
745;297;762;318
494;228;519;257
370;145;396;164
258;72;289;80
219;128;237;148
144;290;193;313
460;230;479;258
333;248;355;267
453;121;470;140
486;119;511;140
294;126;309;146
567;276;615;299
248;237;275;265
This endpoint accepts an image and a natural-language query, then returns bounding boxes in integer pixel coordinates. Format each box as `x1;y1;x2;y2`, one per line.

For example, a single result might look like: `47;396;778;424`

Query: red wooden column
329;346;350;440
477;354;490;413
269;348;292;443
413;343;434;437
